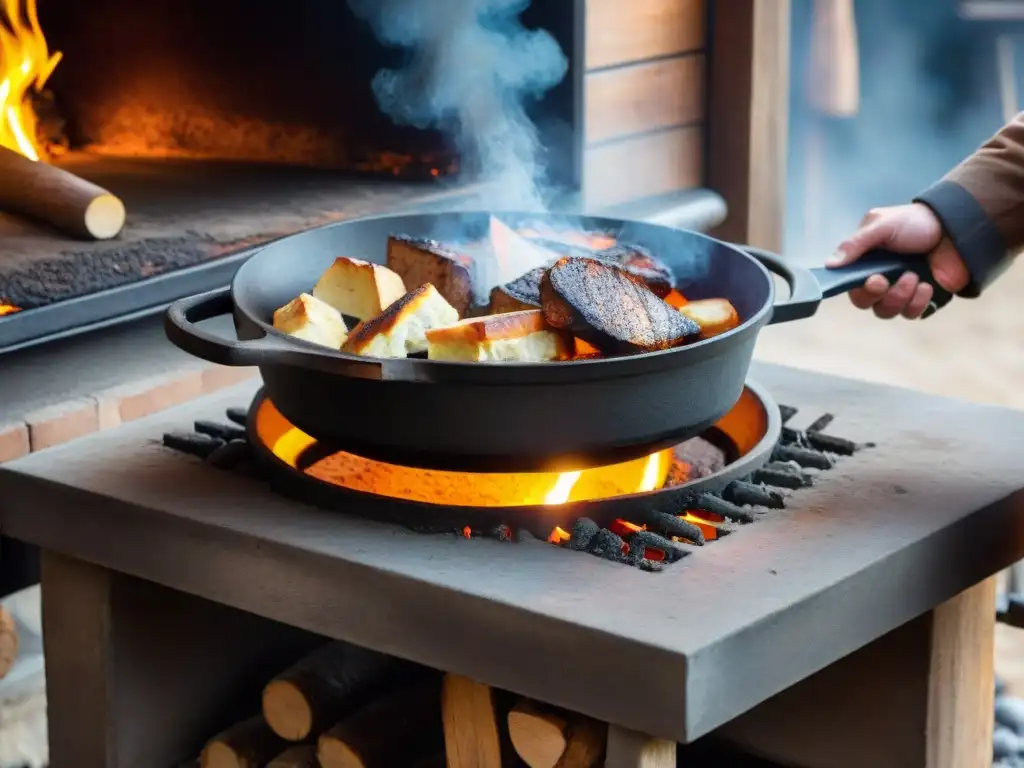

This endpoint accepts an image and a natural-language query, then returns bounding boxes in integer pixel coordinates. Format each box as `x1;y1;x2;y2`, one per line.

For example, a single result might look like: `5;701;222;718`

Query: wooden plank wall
582;0;707;209
706;0;791;252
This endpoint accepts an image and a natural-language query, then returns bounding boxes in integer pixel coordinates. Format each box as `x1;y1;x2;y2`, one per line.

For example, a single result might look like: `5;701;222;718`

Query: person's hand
826;203;971;319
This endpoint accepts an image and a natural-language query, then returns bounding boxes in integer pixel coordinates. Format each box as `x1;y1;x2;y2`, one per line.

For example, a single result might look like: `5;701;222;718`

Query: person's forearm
913;114;1024;296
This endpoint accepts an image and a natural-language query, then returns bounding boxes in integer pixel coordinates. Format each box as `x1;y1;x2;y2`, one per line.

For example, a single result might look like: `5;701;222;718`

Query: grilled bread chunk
272;293;348;349
311;257;407;321
342;284;459;358
426;309;569;363
487;266;546;314
386;236;474;315
541;257;700;354
678;298;741;339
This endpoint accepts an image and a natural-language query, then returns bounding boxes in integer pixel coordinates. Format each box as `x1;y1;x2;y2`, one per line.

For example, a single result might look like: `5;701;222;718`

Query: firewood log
0;606;18;681
604;726;675;768
267;745;319;768
200;716;287;768
441;674;502;768
0;146;126;240
317;678;442;768
555;717;605;768
507;698;606;768
263;641;397;742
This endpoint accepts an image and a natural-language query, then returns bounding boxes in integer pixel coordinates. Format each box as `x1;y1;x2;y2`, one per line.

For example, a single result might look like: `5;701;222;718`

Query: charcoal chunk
804;431;858;456
567;517;600;551
723;481;785;509
587;528;625;561
772;444;835;470
205;439;252;469
225;407;248;427
628;530;684;564
696;494;755;523
649;512;706;545
163;432;225;459
195;420;246;442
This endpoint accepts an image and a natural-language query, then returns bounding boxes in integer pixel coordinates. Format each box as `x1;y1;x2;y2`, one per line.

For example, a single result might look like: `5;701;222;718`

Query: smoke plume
349;0;568;211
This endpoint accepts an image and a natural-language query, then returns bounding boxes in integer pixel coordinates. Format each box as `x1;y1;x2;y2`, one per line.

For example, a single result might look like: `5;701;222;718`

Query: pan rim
230;210;776;375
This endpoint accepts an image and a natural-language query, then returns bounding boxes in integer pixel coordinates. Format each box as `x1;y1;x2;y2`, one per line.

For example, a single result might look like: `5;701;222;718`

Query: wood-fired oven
0;0;787;355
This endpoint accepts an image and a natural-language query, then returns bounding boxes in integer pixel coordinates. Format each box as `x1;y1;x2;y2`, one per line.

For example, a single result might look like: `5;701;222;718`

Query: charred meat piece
426;309;570;362
342;284;459;358
540;257;700;353
678;298;741;339
596;243;674;298
386;236;474;315
487;266;546;314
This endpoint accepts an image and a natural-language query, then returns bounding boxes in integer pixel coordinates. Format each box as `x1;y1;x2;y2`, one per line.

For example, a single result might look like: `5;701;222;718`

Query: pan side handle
164;289;384;378
740;247;952;324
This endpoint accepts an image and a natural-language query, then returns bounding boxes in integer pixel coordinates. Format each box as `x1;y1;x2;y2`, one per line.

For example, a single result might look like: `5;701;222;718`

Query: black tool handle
741;247;952;324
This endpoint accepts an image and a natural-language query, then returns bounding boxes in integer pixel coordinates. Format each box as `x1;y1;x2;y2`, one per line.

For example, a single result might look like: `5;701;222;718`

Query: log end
318;733;365;768
200;741;243;768
507;700;569;768
263;679;313;742
84;193;126;240
0;606;18;681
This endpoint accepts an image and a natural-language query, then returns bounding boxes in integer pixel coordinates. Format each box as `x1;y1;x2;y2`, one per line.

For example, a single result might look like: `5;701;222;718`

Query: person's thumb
928;239;971;293
827;219;893;267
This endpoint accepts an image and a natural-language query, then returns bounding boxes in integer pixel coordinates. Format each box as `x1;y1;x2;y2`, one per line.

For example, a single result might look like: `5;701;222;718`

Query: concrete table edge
2;365;1024;743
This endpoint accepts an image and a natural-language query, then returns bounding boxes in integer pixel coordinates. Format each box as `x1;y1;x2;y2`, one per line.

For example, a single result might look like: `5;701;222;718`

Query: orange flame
0;0;62;161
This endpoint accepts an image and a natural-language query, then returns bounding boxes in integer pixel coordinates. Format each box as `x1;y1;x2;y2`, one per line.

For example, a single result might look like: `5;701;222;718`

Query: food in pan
272;293;348;349
386;236;475;315
597;243;674;298
426;309;569;363
312;257;407;321
271;218;741;363
540;257;701;353
678;298;741;340
487;266;545;314
342;284;459;358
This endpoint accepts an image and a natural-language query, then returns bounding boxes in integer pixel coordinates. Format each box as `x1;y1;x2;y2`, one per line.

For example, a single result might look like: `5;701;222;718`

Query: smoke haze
348;0;568;211
787;0;1005;264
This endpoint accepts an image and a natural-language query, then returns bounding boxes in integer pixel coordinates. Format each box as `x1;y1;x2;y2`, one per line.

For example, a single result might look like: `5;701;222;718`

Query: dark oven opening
0;0;577;349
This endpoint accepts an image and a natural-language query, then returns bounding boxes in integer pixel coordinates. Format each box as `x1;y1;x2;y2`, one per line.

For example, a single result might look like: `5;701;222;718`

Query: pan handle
164;288;385;378
741;247;953;324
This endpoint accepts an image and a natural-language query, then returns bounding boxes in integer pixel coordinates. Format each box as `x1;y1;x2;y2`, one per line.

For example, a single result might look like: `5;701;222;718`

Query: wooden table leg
717;577;997;768
40;551;321;768
605;724;676;767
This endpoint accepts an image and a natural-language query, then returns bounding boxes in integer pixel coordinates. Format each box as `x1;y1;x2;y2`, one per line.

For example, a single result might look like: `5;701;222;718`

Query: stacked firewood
184;641;613;768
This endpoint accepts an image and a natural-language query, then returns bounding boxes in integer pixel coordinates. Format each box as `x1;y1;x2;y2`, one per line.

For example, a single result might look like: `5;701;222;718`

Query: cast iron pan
165;211;946;472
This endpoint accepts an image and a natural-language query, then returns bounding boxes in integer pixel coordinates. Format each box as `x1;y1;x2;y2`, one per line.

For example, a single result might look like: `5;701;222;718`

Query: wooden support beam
717;578;997;768
706;0;791;251
604;725;676;768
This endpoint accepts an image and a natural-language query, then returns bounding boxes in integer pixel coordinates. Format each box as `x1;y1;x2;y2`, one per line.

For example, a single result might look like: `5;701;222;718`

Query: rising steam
348;0;567;211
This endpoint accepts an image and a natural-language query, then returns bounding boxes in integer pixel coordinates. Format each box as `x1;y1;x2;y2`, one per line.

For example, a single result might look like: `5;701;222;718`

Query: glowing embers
0;303;20;316
0;0;61;161
257;396;675;508
160;383;867;572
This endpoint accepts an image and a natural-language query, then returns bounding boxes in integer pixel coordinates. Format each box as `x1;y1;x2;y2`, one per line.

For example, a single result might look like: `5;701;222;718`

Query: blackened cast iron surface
164;211;942;472
243;380;780;537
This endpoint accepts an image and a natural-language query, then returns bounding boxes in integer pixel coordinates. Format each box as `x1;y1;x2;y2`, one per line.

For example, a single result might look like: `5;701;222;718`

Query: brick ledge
2;365;258;463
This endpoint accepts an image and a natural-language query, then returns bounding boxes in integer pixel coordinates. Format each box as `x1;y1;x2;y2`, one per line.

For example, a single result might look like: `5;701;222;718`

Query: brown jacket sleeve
914;114;1024;297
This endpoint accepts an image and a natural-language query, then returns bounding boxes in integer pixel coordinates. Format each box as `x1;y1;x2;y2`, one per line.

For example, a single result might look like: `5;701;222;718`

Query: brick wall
0;365;258;463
